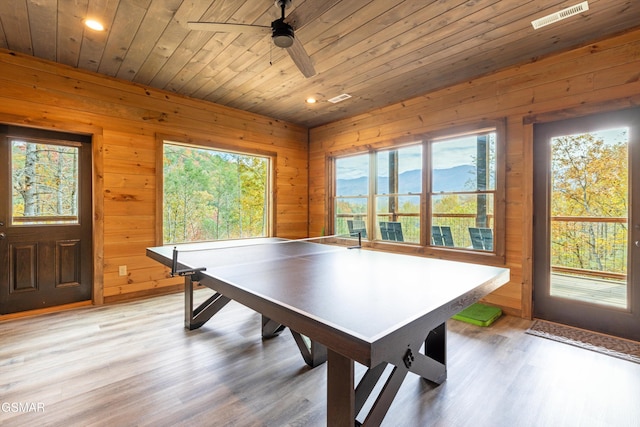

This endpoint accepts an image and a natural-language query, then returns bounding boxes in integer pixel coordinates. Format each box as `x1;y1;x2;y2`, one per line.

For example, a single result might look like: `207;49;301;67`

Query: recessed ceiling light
306;97;317;104
85;19;105;31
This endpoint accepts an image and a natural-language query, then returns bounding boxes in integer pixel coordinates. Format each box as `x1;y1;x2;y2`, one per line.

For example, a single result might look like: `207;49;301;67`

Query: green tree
12;141;78;220
163;144;268;244
551;131;628;273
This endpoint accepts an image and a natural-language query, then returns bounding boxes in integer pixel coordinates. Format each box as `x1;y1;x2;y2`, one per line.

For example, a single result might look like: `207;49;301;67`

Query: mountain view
336;165;476;195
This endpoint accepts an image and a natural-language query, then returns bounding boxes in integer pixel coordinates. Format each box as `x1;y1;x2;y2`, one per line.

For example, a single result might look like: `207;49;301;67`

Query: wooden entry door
533;108;640;341
0;126;93;314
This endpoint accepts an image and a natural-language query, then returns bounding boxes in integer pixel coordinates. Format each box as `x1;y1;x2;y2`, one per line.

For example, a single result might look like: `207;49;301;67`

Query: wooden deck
551;273;627;309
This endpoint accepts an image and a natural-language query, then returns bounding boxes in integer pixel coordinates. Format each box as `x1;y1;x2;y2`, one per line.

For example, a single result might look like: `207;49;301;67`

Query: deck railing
336;214;628;281
550;216;628;281
335;212;493;246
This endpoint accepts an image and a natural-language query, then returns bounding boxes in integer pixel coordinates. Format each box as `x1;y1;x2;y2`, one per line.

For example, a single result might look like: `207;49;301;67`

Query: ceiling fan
187;0;316;78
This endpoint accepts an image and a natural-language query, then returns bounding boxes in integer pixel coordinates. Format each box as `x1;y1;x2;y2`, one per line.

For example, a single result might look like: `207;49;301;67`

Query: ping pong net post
171;246;227;331
171;246;206;277
348;231;362;249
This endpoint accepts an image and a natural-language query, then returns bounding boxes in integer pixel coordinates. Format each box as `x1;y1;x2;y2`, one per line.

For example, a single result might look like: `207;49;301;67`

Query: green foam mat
452;303;502;327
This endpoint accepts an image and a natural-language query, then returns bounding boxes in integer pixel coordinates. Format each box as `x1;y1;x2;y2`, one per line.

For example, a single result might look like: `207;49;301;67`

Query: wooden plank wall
308;29;640;318
0;49;308;303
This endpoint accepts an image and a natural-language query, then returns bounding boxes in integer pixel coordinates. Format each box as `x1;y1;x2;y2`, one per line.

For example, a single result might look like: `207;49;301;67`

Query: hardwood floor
1;290;639;427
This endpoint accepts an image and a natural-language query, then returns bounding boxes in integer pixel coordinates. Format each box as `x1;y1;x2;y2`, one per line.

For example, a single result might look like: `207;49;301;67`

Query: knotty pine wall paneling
0;49;308;304
309;29;640;318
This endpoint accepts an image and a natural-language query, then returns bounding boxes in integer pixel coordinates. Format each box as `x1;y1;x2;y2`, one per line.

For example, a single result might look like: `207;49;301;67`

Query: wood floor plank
1;290;639;426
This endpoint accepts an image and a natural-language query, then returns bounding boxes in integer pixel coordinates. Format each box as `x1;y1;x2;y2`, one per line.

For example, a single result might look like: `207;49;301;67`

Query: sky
554;127;628;146
336;125;629;181
336;135;489;179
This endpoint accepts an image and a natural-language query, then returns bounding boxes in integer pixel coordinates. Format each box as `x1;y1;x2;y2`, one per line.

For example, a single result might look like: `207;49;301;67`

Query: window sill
360;240;506;266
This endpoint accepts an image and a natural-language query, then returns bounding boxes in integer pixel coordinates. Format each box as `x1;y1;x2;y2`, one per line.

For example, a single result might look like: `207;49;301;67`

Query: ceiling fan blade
186;22;271;34
286;37;316;78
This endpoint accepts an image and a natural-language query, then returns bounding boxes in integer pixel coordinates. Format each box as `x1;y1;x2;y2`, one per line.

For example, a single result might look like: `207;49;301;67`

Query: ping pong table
146;238;509;426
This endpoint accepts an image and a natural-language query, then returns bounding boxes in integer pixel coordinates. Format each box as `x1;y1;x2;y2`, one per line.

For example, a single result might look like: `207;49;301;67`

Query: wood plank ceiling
0;0;639;128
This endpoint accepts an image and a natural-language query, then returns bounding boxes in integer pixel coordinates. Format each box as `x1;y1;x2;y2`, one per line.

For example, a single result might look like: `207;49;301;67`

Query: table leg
184;276;230;330
327;349;355;427
184;275;196;329
290;329;327;367
403;321;447;384
261;316;328;367
425;322;446;366
261;315;286;337
423;321;447;384
328;355;409;426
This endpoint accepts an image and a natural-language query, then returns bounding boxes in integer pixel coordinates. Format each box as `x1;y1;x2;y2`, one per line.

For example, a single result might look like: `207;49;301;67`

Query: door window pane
549;128;628;308
163;143;270;244
11;140;79;225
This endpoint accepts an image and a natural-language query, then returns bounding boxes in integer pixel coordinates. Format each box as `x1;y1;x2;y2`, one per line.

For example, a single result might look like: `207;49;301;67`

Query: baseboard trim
0;300;92;322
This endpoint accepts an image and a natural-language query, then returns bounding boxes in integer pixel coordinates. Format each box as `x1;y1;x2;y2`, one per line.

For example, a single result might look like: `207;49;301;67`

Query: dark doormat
526;319;640;364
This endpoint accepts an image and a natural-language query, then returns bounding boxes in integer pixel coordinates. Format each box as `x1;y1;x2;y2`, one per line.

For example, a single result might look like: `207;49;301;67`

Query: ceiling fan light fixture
272;19;294;48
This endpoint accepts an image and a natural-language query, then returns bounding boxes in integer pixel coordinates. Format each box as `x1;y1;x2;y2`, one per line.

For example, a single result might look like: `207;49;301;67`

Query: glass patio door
533;108;640;341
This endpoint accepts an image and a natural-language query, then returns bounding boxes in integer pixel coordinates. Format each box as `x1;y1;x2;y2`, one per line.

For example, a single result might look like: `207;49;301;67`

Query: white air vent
328;93;352;104
531;1;589;29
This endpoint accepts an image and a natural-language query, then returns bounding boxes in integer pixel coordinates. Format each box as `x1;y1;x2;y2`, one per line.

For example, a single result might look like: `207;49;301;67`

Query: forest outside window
162;141;270;244
11;139;80;225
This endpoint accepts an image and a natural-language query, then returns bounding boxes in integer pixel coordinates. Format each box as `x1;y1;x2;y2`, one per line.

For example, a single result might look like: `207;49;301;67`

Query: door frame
522;101;640;321
0;115;104;313
531;106;640;340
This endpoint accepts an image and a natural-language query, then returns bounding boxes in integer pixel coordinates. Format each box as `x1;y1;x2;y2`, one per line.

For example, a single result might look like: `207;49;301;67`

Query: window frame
328;120;506;263
156;135;276;245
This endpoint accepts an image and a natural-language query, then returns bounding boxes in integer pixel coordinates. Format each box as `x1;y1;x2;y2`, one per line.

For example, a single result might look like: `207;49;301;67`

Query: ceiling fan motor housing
272;19;294;48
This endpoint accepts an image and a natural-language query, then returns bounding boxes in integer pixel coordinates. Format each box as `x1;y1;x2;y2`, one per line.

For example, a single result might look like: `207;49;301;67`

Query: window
375;145;422;243
334;153;369;238
162;142;270;244
431;131;496;251
330;122;503;257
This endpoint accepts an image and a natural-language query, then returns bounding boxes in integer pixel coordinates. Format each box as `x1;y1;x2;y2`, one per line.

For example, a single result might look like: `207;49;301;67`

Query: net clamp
173;267;206;278
171;247;206;279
